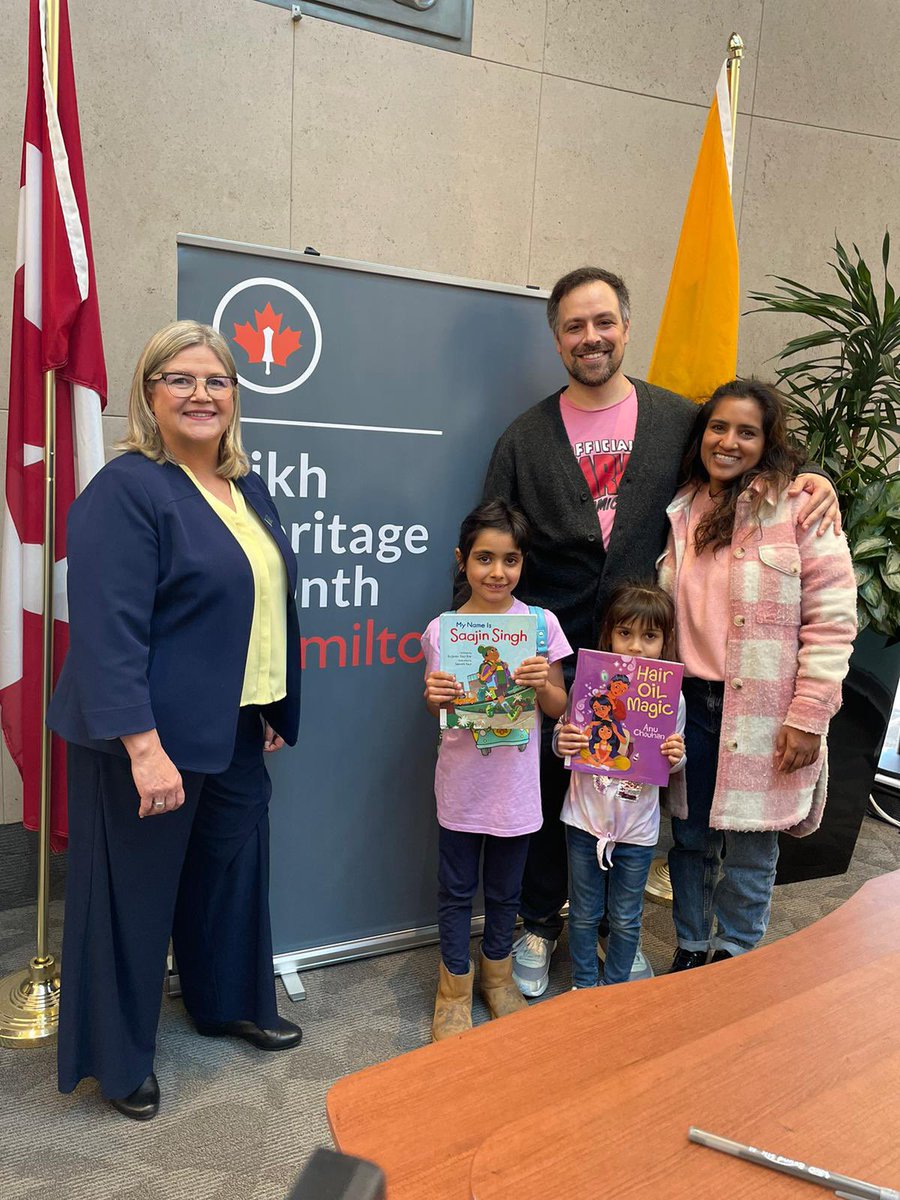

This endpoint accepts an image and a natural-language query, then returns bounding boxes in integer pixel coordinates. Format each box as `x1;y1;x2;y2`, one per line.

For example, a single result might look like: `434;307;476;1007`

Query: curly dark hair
681;378;805;555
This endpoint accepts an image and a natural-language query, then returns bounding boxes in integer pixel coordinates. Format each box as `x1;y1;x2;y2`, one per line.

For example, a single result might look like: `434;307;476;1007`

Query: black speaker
287;1148;385;1200
776;632;900;884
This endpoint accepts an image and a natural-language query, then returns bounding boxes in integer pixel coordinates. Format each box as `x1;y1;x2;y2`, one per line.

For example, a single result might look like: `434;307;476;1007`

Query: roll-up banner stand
177;236;564;990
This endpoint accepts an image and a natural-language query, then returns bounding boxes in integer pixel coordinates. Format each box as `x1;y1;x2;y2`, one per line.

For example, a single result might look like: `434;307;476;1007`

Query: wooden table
327;870;900;1199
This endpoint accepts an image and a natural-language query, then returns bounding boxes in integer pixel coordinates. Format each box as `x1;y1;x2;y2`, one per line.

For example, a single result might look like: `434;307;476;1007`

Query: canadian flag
0;0;106;849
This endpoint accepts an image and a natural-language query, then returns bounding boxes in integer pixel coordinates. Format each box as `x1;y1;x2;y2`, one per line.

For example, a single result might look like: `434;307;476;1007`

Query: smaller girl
422;500;571;1040
555;582;685;988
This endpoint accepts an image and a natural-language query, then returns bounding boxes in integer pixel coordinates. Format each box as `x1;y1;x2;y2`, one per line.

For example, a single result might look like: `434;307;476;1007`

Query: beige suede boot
431;960;474;1042
479;950;529;1019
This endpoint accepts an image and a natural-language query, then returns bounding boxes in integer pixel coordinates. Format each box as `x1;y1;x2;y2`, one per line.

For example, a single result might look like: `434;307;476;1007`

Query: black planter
776;628;900;884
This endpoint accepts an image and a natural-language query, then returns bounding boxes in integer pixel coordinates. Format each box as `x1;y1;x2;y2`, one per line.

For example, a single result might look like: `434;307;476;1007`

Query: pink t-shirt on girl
421;598;572;837
560;385;638;549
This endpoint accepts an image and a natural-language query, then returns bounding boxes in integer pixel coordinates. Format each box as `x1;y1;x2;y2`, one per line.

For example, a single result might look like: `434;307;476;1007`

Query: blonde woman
48;321;302;1119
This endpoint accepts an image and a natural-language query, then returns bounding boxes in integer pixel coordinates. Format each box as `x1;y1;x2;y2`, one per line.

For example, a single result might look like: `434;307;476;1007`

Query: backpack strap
528;605;549;657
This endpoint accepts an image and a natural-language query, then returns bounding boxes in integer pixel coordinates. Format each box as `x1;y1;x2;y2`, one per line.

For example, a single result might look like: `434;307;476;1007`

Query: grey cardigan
482;379;696;658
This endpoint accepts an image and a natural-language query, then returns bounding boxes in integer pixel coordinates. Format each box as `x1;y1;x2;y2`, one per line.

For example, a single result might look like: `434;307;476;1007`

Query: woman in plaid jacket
658;379;857;971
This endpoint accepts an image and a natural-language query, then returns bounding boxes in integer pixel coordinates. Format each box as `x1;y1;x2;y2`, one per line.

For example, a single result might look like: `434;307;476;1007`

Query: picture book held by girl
439;612;538;744
565;649;684;787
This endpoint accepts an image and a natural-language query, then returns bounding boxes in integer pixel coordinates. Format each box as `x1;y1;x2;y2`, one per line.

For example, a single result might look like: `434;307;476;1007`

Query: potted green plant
750;235;900;879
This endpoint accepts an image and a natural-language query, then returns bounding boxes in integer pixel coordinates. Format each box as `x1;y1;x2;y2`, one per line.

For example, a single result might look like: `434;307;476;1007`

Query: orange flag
648;60;739;402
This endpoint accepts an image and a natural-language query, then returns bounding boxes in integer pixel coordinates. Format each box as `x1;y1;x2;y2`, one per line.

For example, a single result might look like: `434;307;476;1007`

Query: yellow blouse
181;467;288;706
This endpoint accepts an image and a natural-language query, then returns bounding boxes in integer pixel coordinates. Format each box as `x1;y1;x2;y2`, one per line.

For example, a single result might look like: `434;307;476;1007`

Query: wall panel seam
525;1;550;287
750;112;900;145
469;53;542;75
737;0;766;247
290;18;297;247
537;71;752;116
750;0;766;117
737;113;754;245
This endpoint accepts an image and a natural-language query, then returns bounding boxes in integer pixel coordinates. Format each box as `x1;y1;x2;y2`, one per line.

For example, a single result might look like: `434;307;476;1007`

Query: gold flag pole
727;32;744;143
0;0;63;1047
645;31;745;910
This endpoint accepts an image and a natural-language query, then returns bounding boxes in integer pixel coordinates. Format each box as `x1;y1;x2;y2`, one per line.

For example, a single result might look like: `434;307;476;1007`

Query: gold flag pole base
0;955;61;1046
644;856;673;906
1;8;65;1053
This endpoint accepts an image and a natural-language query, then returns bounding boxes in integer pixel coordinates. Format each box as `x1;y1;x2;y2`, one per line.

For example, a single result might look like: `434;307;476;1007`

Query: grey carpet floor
0;815;897;1200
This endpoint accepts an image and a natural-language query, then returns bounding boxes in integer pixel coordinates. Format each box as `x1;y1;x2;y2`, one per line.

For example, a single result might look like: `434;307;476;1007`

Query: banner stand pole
0;0;63;1049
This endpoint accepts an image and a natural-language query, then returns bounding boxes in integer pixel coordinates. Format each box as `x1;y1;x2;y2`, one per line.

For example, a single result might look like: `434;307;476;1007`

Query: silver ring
153;800;165;810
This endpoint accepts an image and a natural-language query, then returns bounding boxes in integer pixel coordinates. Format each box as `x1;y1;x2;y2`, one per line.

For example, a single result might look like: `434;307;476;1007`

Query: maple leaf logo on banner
233;302;302;375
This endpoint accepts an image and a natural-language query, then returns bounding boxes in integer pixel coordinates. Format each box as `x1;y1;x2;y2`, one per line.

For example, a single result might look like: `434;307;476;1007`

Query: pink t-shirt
560;385;638;549
421;598;573;836
676;486;730;681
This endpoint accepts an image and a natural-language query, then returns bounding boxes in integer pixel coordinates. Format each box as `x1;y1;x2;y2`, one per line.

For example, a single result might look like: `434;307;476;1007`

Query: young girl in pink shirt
421;500;571;1040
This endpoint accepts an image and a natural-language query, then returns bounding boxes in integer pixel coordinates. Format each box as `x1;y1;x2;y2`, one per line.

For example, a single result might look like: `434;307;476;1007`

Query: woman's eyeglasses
149;372;237;398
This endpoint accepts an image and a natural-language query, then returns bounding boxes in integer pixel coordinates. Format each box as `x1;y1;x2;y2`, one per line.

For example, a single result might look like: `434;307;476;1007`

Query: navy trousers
58;707;279;1099
437;826;531;974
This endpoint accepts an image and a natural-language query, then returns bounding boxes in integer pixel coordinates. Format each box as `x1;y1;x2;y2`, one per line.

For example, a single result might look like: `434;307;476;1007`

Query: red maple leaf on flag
233;302;302;374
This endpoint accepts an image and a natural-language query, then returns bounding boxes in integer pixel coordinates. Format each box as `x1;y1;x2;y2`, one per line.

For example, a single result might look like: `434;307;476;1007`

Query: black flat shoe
194;1017;302;1051
109;1073;159;1121
710;949;733;963
668;948;708;973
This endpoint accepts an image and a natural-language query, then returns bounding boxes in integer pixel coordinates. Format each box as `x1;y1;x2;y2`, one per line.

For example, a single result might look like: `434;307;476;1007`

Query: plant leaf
853;562;875;588
853;535;891;558
883;548;900;593
859;577;884;609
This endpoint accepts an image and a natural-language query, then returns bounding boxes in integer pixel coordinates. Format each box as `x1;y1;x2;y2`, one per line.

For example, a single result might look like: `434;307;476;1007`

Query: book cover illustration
439;613;538;753
565;649;684;787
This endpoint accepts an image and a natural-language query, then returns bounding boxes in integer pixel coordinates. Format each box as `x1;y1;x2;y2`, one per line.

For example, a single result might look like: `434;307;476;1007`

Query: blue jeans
566;825;655;987
437;827;531;975
668;678;780;957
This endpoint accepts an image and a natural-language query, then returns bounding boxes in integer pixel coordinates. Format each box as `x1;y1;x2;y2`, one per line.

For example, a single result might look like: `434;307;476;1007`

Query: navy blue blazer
47;453;301;773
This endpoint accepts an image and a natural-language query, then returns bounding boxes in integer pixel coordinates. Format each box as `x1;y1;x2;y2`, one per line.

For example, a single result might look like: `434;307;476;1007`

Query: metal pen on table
688;1128;900;1200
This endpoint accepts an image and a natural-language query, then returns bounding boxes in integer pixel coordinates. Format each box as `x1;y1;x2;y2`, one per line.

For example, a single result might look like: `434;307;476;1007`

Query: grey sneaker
628;944;654;980
511;931;557;997
597;937;655;981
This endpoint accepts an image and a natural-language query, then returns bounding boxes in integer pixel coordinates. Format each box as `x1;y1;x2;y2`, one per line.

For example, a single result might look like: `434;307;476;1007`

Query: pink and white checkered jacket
659;482;857;836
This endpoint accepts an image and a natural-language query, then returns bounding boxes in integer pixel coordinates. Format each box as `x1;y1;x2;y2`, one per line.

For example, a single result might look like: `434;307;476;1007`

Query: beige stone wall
0;0;896;821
